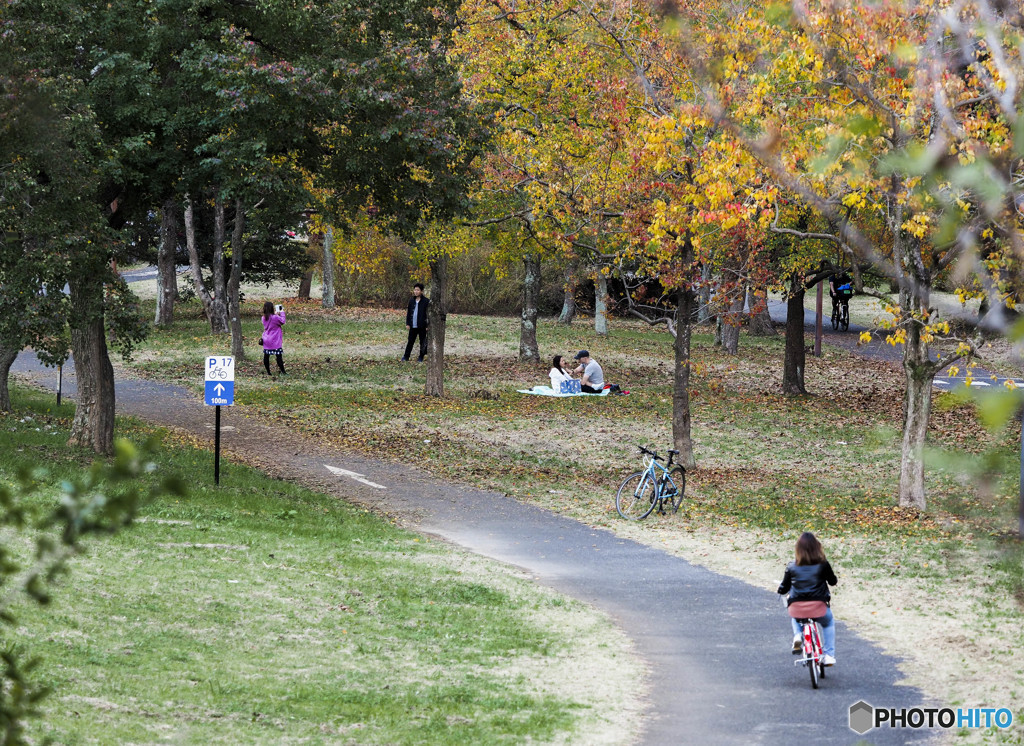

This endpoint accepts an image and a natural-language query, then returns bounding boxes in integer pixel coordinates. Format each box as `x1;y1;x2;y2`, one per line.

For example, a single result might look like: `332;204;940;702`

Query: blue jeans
791;608;835;657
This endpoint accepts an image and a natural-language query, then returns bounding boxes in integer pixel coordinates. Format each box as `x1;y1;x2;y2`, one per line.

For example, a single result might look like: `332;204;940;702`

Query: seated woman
549;355;574;390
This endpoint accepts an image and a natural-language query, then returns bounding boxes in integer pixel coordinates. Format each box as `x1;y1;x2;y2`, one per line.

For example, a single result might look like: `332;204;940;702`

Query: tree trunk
673;283;697;469
67;276;115;454
184;195;228;334
896;230;934;510
209;199;229;333
721;289;743;354
298;269;313;299
558;265;576;325
899;338;933;511
519;253;541;361
782;275;807;395
425;255;448;397
154;198;178;327
322;226;336;309
697;262;713;324
748;285;776;337
714;314;723;348
228;200;246;361
595;272;609;336
0;345;17;412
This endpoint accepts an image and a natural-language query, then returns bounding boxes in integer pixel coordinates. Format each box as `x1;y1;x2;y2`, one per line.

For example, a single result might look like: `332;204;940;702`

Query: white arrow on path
325;464;386;490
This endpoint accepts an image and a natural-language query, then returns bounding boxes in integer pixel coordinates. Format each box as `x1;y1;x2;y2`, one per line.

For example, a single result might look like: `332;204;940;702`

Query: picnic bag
559;379;582;395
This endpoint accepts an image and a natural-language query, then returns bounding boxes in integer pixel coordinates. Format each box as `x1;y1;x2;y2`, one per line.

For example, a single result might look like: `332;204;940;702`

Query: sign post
204;356;235;485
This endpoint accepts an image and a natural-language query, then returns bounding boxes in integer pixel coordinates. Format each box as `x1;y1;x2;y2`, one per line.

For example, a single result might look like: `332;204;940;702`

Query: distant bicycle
615;446;685;520
831;283;852;331
788;599;828;688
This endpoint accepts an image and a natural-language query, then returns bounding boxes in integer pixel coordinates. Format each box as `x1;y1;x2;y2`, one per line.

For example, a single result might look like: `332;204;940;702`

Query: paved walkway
12;348;930;745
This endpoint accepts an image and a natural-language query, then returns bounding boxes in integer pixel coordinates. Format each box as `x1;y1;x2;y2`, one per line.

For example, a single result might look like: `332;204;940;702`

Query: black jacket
406;295;430;328
777;561;837;605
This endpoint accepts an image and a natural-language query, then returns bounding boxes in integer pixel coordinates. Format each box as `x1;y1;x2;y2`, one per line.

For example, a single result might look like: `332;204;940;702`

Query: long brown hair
795;532;826;566
263;301;274;320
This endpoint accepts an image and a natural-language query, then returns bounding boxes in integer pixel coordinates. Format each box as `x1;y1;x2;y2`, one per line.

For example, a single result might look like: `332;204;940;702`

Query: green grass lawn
114;295;1024;743
1;388;640;745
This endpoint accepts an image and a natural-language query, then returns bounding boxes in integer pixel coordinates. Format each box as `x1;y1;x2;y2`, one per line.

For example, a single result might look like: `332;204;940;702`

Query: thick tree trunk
209;199;230;333
896;230;934;510
519;253;541;361
322;226;336;309
721;289;744;354
0;345;17;412
425;255;448;397
748;285;776;337
782;276;807;395
228;201;246;360
184;195;228;334
298;270;313;299
67;276;115;454
595;272;609;336
673;284;697;469
558;266;576;326
154;198;178;327
899;341;933;511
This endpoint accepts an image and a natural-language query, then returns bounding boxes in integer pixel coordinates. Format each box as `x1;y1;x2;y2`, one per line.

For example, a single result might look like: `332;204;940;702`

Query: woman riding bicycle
777;532;838;666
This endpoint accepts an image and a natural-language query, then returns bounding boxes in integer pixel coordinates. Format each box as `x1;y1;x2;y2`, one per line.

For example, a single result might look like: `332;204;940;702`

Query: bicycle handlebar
638;446;664;461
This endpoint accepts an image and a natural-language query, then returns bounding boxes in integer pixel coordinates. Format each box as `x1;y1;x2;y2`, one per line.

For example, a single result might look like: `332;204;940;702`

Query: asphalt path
12;343;932;745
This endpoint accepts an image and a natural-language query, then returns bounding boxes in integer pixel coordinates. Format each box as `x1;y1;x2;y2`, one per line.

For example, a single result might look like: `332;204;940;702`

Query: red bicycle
789;600;828;688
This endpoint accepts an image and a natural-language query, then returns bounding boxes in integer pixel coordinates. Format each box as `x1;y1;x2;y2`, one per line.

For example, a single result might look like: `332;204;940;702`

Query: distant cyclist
829;269;854;331
777;532;838;666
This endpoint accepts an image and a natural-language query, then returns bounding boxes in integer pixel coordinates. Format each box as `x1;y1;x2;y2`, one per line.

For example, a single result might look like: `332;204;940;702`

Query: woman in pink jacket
261;302;287;376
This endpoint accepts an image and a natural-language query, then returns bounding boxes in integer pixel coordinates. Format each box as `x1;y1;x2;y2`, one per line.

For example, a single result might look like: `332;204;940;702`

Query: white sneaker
822;654;836;666
792;635;802;653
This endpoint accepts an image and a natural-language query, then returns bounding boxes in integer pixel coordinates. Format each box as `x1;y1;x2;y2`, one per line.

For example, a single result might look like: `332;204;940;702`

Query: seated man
573;350;605;394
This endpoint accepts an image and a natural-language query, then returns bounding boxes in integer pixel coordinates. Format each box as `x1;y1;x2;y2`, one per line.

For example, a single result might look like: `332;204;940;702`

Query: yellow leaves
901;213;930;239
885;328;907;346
842;192;866;209
859;331;872;344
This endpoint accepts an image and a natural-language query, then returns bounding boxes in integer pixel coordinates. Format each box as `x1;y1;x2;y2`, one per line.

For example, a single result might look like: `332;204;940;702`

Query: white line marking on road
969;381;992;387
325;464;387;489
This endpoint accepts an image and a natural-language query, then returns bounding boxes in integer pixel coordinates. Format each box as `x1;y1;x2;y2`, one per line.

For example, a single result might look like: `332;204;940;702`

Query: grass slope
1;389;642;745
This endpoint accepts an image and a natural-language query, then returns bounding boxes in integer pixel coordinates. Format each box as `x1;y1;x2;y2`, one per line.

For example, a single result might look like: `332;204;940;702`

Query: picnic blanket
517;385;610;397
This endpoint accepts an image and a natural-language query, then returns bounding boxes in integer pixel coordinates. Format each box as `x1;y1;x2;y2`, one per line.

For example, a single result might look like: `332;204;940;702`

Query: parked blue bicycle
615;446;686;520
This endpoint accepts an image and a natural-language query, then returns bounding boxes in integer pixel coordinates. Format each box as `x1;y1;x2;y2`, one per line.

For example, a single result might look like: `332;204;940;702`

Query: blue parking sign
205;380;234;406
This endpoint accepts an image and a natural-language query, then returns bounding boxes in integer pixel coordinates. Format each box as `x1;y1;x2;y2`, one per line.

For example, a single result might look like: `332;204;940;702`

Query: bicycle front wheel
662;466;686;513
616;472;657;520
830;307;839;330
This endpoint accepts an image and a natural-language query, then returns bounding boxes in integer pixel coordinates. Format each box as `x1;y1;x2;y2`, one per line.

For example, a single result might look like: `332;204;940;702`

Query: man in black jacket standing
402;283;430;362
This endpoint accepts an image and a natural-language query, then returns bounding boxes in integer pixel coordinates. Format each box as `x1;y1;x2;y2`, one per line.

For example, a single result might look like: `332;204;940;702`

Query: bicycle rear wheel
616;472;657;520
815;624;826;679
840;304;849;332
660;467;686;513
830;305;840;330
